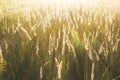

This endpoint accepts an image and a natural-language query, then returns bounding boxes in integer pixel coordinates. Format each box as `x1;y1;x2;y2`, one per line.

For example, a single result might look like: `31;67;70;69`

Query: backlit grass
0;0;120;80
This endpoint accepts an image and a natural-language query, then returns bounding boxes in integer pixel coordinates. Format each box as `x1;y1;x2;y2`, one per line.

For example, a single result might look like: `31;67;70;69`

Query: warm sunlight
11;0;119;9
80;0;92;5
13;0;94;8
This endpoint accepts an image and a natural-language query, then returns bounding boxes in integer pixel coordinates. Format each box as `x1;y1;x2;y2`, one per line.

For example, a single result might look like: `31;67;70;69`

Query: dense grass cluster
0;0;120;80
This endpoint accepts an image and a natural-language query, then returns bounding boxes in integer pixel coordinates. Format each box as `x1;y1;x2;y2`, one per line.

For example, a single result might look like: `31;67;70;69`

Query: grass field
0;0;120;80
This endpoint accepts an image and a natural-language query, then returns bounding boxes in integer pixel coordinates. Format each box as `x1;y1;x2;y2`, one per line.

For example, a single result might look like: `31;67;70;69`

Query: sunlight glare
17;0;79;7
80;0;93;6
12;0;99;10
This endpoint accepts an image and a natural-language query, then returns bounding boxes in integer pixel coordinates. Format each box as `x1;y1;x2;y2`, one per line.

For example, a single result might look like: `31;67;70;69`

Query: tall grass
0;0;120;80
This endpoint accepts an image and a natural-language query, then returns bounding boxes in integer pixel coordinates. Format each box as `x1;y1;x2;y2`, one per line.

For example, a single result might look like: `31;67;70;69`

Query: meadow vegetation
0;0;120;80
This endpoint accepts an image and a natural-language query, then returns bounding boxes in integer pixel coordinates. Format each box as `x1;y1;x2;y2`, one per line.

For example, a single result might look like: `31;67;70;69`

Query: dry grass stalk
5;40;8;53
20;27;32;40
36;41;39;55
0;46;3;64
14;17;21;33
40;67;43;80
91;62;95;80
55;58;63;80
